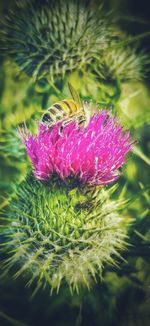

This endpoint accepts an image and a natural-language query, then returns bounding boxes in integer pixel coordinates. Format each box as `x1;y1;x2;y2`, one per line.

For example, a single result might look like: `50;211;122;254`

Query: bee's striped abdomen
42;98;82;127
53;103;68;118
42;113;52;123
62;100;78;113
42;103;65;124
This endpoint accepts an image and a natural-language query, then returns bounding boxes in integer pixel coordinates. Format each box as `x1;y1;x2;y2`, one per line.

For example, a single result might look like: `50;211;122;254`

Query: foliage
0;128;28;207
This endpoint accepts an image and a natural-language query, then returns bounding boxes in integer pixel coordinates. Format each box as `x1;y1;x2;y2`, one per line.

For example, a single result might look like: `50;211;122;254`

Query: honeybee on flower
21;105;134;186
42;83;93;129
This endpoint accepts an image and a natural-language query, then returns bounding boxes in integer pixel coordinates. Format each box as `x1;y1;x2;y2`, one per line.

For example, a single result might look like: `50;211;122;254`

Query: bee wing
68;82;82;108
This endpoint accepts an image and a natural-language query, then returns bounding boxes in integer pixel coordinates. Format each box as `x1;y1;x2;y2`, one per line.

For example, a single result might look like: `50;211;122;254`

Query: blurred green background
0;0;150;325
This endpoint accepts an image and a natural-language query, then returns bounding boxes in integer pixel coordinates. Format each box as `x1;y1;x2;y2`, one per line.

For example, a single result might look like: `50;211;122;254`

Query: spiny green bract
1;0;147;86
1;176;126;294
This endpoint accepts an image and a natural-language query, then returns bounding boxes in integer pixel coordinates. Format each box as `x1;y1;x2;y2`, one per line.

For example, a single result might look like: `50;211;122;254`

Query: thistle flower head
1;177;127;294
22;109;133;186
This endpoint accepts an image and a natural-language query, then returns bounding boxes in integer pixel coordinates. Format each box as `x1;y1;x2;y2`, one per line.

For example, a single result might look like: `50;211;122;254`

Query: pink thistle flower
21;110;134;186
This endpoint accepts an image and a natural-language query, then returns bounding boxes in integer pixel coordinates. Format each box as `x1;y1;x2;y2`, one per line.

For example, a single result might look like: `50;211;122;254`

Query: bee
42;83;93;128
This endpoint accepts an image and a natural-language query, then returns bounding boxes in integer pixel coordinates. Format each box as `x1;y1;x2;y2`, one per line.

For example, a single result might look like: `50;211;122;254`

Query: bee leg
58;125;63;136
83;101;94;128
77;115;85;127
58;118;74;136
62;116;76;127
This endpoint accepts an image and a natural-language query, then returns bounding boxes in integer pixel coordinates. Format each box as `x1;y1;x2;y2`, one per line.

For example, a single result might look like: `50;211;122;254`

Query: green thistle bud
102;46;148;82
1;176;126;294
1;0;147;89
0;0;110;82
